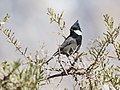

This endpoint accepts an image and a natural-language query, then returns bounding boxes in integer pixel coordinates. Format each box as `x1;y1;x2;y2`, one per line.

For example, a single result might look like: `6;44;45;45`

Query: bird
47;20;82;63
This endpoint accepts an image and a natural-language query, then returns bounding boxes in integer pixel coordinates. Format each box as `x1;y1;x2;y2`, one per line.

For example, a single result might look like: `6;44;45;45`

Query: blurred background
0;0;120;90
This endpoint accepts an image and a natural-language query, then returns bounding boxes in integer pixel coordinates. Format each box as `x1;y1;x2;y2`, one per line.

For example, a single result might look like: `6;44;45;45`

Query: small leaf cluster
0;14;45;90
47;8;66;39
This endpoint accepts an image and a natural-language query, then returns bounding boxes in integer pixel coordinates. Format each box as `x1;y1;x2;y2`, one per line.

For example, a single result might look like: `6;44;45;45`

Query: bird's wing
59;36;75;50
52;36;75;56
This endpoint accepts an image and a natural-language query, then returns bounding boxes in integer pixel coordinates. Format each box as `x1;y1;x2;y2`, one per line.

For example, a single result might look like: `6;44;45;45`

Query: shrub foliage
0;9;120;90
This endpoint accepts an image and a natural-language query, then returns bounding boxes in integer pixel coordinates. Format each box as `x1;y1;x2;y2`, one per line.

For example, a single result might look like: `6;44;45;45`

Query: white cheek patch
74;30;82;35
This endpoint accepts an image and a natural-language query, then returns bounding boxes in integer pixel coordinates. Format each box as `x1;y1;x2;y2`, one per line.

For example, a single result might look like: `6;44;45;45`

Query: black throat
70;31;82;45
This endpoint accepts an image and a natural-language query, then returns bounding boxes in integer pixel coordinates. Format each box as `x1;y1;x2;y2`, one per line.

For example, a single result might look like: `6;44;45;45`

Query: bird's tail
46;51;59;64
46;56;54;64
